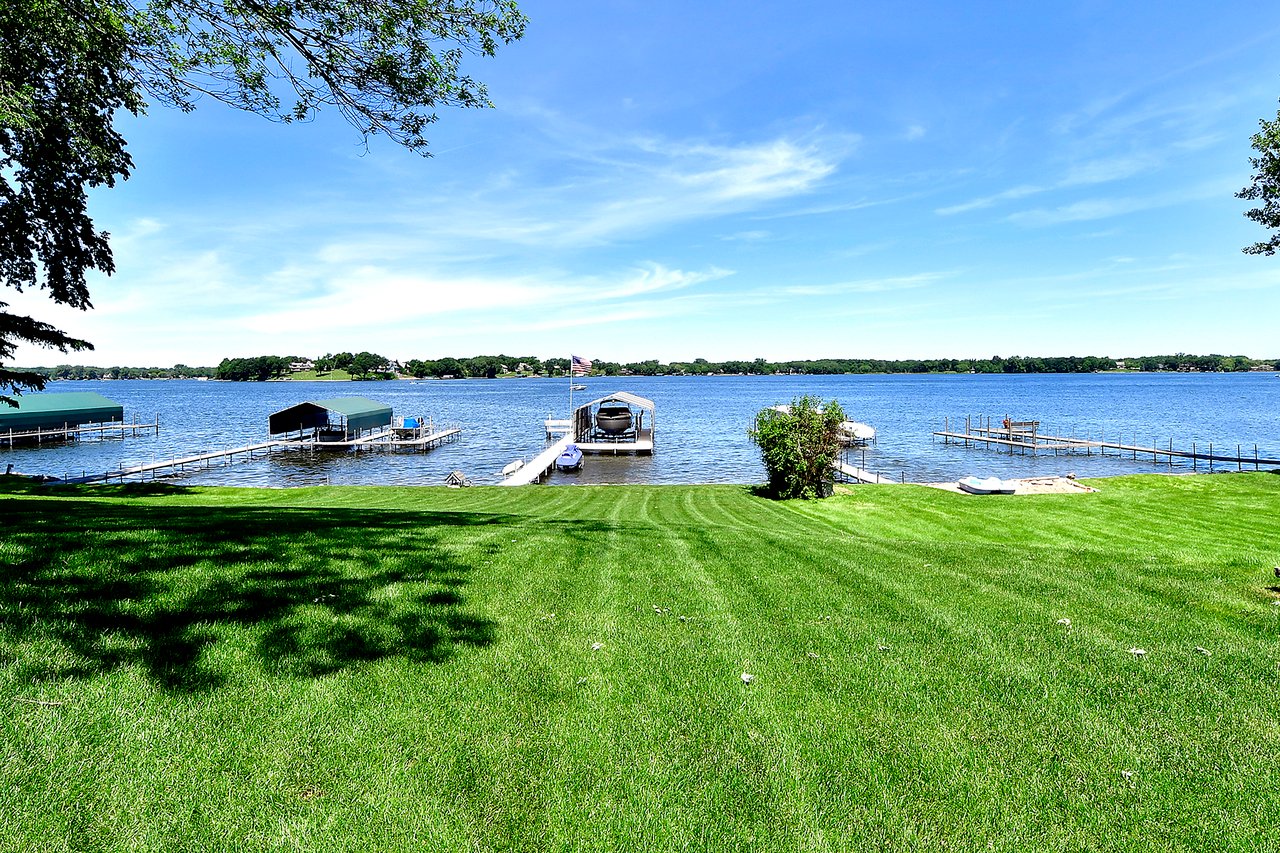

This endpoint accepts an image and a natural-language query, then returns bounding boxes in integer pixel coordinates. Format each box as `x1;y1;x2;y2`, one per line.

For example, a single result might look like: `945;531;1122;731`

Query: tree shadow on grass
0;495;523;692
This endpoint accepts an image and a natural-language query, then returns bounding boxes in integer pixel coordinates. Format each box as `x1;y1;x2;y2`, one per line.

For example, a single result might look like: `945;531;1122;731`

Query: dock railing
934;416;1280;471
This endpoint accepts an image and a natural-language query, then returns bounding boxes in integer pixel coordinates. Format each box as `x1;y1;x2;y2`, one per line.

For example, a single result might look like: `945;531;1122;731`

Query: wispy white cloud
936;184;1045;216
779;272;951;297
720;230;771;242
1006;178;1230;226
238;262;731;336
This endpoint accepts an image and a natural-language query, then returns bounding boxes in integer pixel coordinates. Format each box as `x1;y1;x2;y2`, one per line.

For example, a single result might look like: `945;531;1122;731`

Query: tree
349;350;390;379
1238;99;1280;256
1;0;527;403
1;0;143;403
749;396;846;500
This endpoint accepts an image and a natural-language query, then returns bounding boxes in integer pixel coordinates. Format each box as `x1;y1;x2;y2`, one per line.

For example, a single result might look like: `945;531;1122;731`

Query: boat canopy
268;396;392;435
0;391;123;431
579;391;655;413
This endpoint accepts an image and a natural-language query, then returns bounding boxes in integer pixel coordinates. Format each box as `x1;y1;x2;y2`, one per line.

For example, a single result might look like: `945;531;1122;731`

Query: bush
750;395;845;499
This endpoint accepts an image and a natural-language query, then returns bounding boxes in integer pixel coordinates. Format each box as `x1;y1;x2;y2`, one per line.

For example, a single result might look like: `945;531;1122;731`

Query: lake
5;372;1277;487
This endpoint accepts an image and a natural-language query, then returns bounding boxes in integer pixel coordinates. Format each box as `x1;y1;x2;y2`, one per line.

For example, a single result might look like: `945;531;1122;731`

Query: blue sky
13;0;1280;366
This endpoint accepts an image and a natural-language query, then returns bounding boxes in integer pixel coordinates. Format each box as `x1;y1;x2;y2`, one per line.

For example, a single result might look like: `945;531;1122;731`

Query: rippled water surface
7;373;1277;487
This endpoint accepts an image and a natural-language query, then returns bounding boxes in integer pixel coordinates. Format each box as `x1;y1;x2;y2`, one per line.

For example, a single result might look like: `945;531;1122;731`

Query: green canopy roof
0;391;124;431
268;397;392;435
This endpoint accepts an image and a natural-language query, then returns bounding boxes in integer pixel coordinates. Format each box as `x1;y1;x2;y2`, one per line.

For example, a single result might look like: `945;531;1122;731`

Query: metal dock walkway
500;436;572;486
832;460;896;484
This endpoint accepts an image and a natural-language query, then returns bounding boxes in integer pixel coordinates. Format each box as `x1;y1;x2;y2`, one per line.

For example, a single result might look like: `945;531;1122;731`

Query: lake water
6;373;1278;487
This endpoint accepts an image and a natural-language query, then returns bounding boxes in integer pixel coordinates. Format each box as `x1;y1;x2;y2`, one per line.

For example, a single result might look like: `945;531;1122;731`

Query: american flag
571;355;592;376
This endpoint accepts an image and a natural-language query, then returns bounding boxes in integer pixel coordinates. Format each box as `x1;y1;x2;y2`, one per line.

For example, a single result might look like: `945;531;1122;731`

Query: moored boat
838;420;876;444
595;403;634;435
556;443;583;471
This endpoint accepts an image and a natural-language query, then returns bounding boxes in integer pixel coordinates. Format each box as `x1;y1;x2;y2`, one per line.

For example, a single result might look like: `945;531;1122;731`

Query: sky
12;0;1280;366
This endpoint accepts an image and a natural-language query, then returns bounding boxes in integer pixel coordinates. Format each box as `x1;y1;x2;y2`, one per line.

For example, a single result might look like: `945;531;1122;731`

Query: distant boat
958;476;1016;495
571;383;587;391
556;443;583;471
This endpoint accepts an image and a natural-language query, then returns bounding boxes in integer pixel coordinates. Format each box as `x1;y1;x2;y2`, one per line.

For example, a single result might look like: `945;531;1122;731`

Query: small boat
958;476;1017;495
595;403;634;435
570;384;587;391
838;420;876;444
501;459;525;478
556;443;583;471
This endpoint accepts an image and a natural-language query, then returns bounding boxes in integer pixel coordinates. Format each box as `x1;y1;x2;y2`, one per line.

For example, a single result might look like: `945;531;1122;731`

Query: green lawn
2;474;1278;851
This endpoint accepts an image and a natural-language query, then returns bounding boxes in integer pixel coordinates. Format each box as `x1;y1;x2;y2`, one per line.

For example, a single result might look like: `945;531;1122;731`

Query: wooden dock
935;416;1280;471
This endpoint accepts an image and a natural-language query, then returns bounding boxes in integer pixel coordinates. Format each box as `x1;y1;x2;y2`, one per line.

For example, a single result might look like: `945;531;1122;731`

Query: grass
2;474;1278;851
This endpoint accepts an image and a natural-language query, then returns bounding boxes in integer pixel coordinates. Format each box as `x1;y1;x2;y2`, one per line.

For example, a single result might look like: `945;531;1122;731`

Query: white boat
838;420;876;444
501;459;525;478
570;384;587;391
958;476;1016;495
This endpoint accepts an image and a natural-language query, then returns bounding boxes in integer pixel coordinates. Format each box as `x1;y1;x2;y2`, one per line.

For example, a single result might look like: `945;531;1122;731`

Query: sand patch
924;476;1098;495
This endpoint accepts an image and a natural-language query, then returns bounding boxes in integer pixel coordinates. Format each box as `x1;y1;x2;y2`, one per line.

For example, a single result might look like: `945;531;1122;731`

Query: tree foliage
1237;99;1280;256
123;0;526;152
1;0;143;403
1;0;526;401
749;396;846;500
215;354;295;381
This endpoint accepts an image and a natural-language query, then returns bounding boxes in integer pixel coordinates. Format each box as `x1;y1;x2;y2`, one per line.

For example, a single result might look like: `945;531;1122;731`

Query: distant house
289;360;314;372
1114;360;1127;370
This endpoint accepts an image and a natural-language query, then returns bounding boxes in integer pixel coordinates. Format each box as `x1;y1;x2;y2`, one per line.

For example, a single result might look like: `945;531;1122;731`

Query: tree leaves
1;0;526;397
1237;100;1280;256
749;395;846;500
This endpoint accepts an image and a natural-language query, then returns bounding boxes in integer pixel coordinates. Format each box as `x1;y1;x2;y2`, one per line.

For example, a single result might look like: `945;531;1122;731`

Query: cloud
1006;178;1230;227
936;184;1045;216
721;230;771;242
779;271;951;297
238;262;731;335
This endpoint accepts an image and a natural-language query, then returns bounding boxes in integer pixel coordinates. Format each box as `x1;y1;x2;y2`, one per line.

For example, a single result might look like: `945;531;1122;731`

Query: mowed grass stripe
2;474;1279;850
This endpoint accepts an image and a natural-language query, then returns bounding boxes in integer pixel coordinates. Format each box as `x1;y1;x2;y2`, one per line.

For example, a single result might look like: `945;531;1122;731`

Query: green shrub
750;395;845;499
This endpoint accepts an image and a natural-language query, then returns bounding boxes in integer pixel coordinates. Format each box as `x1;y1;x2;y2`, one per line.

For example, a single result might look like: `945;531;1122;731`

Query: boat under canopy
566;391;656;455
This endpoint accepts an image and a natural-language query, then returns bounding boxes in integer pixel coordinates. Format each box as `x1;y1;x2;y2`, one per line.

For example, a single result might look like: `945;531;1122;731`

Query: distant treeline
27;363;215;380
23;352;1272;381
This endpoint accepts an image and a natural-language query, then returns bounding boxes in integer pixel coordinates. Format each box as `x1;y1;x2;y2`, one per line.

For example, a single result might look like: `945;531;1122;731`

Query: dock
61;439;284;484
57;425;462;485
832;460;897;484
4;417;159;447
935;416;1280;471
304;426;461;450
500;436;572;486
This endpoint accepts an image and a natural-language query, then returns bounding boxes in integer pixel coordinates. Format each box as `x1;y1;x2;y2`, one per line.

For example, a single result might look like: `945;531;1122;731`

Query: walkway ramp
501;437;572;486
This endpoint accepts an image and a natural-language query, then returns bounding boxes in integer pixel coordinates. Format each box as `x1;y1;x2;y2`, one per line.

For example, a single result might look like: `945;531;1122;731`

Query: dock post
1192;443;1196;471
1168;439;1173;470
1238;445;1242;472
1208;443;1213;473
